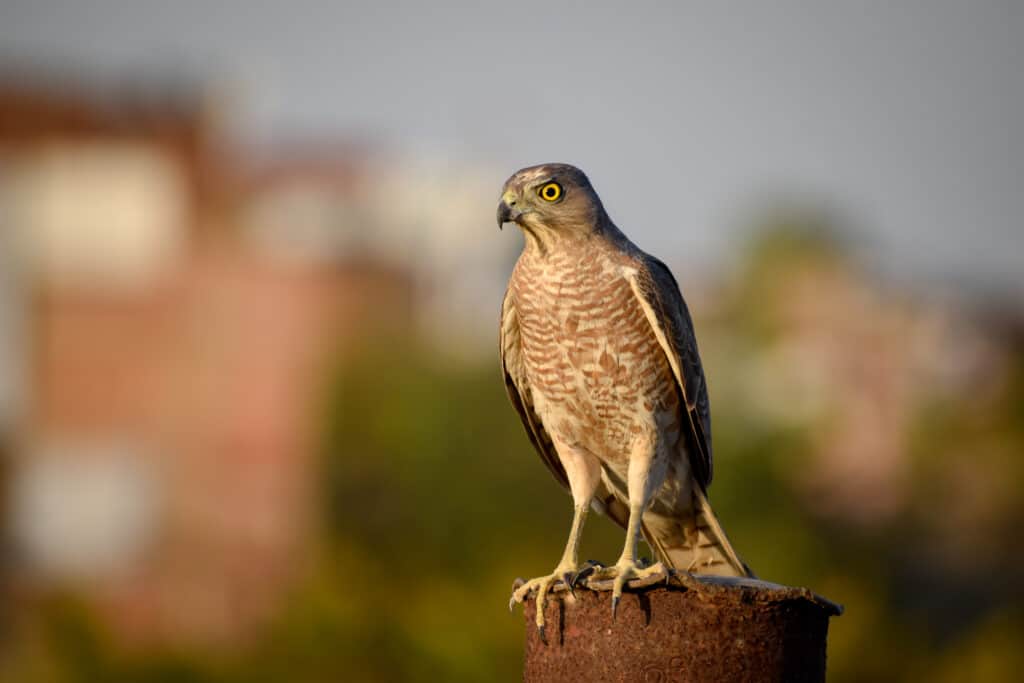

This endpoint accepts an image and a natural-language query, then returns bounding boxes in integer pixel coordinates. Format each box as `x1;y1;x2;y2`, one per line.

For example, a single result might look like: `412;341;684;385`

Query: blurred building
0;76;414;644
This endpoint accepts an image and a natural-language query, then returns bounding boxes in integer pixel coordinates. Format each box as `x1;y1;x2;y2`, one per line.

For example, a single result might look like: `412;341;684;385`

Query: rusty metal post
522;573;842;683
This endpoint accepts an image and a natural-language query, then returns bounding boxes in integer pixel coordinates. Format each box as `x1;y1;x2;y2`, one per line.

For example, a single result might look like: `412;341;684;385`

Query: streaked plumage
499;163;752;632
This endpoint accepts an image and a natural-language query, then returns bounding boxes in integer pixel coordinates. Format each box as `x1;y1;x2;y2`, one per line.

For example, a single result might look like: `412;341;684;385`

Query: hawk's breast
511;245;681;464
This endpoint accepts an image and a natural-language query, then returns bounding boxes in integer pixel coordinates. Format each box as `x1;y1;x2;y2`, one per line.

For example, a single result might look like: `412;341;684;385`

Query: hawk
498;163;753;634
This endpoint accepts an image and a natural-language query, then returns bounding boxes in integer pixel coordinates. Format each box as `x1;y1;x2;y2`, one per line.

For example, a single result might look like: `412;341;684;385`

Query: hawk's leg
587;501;666;616
509;441;602;638
509;502;589;638
588;441;668;617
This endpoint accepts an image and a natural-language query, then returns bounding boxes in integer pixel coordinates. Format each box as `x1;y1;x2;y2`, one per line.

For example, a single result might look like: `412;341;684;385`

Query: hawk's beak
497;196;521;230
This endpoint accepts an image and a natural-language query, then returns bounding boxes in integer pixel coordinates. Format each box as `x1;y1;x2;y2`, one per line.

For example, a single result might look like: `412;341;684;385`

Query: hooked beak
496;195;522;230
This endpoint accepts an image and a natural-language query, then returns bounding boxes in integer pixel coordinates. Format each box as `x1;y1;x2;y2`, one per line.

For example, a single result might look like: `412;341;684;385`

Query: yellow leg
590;502;667;616
509;502;589;640
590;441;670;617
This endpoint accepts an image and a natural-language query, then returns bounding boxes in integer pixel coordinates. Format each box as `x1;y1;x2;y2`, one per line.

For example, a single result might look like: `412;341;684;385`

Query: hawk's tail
642;487;755;578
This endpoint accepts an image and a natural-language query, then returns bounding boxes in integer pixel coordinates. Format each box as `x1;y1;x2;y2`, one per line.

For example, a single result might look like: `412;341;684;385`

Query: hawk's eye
538;182;562;202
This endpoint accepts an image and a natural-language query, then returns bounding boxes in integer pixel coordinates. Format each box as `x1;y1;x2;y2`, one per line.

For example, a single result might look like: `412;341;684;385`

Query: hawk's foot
509;563;583;641
586;559;668;618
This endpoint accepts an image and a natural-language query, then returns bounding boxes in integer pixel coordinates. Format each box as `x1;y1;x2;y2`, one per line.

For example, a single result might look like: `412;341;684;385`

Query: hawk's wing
500;285;569;490
625;255;713;490
501;285;631;527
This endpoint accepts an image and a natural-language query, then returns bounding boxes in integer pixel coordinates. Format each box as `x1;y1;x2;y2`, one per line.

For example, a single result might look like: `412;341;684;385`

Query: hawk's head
497;163;609;238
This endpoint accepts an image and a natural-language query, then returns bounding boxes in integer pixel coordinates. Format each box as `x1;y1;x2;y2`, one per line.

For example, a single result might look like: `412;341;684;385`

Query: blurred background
0;1;1021;681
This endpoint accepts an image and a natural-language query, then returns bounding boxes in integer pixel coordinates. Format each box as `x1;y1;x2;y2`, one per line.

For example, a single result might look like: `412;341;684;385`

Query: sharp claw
538;623;547;645
575;562;597;585
562;572;575;598
509;596;517;612
611;594;620;619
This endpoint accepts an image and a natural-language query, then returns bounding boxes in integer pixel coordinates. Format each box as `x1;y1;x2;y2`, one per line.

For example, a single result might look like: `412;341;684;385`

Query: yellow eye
538;182;562;202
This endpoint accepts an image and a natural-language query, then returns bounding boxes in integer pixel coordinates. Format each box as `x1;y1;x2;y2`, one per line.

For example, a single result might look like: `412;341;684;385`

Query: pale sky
2;0;1021;291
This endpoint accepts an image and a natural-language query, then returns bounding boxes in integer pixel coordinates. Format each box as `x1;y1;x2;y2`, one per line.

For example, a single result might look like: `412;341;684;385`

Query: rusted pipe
521;572;842;682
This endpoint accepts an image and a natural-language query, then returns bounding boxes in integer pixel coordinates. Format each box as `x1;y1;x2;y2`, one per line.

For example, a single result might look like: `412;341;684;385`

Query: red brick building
0;76;412;644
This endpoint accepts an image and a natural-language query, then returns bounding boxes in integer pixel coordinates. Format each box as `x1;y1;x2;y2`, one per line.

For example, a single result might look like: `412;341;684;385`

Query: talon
562;572;575;597
589;558;669;618
538;623;547;645
575;561;599;585
509;596;516;612
509;565;579;633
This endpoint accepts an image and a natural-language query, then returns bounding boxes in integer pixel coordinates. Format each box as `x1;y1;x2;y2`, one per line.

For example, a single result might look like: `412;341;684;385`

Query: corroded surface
522;573;841;683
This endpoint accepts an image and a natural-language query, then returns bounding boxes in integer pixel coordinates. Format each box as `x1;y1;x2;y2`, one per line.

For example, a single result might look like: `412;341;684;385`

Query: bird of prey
498;163;753;634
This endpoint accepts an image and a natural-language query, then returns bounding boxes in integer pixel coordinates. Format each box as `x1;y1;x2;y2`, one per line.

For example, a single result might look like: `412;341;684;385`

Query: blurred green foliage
5;227;1024;682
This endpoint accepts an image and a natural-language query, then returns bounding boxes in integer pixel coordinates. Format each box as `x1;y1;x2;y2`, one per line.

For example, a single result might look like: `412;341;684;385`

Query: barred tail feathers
643;488;754;578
